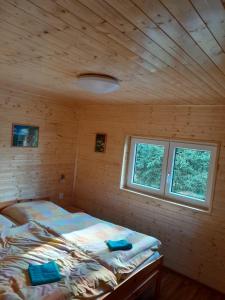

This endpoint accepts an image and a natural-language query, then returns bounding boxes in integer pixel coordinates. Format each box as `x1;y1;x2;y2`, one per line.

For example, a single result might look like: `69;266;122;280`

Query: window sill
120;186;212;215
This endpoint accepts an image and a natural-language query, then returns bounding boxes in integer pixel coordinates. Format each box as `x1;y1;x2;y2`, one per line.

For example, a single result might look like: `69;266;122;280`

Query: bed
0;199;163;300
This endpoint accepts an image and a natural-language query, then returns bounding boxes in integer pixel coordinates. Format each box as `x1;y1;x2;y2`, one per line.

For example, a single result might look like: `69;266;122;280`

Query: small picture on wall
95;133;107;153
12;124;39;147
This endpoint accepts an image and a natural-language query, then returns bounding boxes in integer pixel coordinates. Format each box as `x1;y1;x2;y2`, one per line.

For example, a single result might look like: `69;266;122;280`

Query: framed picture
12;124;39;147
95;133;107;153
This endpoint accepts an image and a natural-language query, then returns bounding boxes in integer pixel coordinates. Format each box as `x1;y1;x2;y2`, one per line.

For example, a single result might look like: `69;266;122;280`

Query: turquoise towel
106;240;132;251
28;261;62;286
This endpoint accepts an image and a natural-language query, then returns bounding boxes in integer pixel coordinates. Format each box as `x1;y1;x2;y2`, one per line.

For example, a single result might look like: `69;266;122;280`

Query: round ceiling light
77;74;120;94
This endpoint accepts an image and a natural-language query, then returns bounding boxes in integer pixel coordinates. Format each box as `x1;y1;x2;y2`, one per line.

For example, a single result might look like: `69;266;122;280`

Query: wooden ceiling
1;0;225;105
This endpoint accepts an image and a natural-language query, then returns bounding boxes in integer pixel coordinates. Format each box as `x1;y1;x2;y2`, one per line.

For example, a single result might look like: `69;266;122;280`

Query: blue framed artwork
12;124;39;147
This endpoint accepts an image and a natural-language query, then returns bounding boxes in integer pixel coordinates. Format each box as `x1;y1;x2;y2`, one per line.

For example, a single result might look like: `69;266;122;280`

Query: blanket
0;222;117;300
39;213;161;280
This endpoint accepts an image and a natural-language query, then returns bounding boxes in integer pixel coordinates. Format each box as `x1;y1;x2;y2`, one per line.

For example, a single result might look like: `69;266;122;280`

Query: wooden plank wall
0;89;78;205
74;104;225;293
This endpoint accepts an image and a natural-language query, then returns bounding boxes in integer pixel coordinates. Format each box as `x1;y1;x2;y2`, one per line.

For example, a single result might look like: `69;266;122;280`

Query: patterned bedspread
0;222;117;300
39;213;161;280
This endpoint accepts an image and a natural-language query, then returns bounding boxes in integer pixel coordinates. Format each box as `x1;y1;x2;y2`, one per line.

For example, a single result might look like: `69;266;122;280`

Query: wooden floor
140;268;225;300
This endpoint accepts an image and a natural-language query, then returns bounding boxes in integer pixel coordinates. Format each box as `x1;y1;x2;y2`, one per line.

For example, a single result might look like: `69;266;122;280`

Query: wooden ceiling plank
77;0;212;99
0;0;224;104
160;0;225;74
2;0;188;102
0;31;83;79
0;84;77;104
1;1;128;67
131;0;224;97
104;0;224;100
0;21;122;79
0;2;149;86
0;48;166;105
55;0;201;99
0;69;163;105
10;0;140;62
2;51;180;104
25;0;166;66
5;0;201;101
0;20;125;92
0;63;72;90
0;26;220;104
27;0;221;103
129;0;225;97
110;0;225;99
133;0;225;93
103;0;224;101
97;19;225;102
28;0;166;75
191;0;225;52
29;1;222;102
74;1;218;103
0;64;166;104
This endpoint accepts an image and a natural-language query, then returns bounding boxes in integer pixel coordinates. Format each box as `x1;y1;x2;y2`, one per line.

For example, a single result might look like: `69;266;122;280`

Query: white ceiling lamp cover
77;74;120;94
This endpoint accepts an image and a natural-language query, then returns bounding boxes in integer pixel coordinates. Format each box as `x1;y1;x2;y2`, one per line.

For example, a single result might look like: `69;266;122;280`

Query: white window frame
127;138;169;196
165;142;217;209
125;137;218;210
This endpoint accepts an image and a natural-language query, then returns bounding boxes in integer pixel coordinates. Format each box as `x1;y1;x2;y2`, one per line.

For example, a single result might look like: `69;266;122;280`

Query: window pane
171;147;211;201
133;143;165;189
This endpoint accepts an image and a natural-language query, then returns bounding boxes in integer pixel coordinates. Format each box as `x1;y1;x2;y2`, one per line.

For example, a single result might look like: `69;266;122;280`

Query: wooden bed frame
0;197;163;300
103;255;163;300
0;196;50;210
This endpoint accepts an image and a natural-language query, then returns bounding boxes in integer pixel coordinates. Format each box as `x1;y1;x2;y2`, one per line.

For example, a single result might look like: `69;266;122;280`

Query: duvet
0;222;117;300
38;213;161;280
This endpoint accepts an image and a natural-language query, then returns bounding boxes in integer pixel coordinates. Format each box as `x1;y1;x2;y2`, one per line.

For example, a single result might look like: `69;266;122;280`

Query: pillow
0;214;16;231
1;200;70;224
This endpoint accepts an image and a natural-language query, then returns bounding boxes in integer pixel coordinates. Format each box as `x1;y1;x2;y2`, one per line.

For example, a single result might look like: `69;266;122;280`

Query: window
125;137;218;210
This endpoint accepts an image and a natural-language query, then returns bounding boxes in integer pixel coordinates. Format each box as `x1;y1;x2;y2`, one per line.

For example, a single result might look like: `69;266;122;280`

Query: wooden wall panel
74;104;225;293
0;89;78;205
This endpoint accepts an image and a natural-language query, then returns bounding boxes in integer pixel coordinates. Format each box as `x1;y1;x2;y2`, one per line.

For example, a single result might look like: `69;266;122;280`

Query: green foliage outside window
133;143;211;201
133;143;164;189
171;148;210;200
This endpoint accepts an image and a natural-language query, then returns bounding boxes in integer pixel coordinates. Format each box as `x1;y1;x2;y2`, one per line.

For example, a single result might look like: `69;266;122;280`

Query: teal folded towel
106;239;132;251
28;261;62;286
